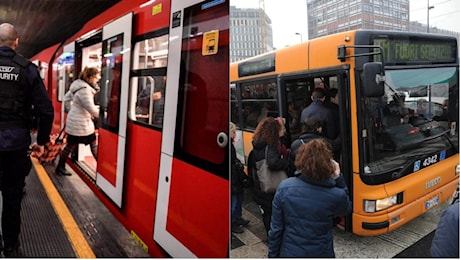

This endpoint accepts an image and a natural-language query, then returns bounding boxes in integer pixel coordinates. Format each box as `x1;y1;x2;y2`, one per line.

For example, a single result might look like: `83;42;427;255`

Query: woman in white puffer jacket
56;67;100;176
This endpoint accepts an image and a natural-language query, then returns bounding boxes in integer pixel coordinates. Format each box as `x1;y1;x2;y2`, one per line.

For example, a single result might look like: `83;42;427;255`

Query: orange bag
39;126;66;164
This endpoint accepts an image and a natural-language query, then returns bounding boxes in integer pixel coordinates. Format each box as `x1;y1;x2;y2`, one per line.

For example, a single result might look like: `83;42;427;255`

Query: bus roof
231;29;458;82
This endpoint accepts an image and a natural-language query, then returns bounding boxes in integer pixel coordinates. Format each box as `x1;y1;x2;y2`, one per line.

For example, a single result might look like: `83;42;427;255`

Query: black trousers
259;203;272;235
0;149;31;248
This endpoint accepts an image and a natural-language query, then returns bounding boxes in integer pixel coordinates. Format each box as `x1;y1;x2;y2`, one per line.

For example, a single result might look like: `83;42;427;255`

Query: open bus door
154;0;229;257
96;12;133;207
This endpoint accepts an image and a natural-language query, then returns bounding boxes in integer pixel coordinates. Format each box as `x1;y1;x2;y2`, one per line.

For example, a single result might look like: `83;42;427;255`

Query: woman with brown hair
268;138;352;258
248;117;289;234
56;67;100;176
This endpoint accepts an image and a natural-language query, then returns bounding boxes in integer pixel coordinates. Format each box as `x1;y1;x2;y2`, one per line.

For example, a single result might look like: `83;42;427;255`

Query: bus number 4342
422;154;438;167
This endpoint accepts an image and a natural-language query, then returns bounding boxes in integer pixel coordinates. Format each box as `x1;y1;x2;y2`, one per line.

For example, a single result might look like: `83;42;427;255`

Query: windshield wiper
440;129;458;153
414;129;455;150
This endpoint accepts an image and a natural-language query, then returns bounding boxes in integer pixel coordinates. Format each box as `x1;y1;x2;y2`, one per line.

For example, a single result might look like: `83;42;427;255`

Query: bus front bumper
353;179;458;236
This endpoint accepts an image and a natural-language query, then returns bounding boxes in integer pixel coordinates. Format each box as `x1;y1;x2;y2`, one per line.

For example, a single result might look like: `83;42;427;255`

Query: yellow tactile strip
30;157;96;258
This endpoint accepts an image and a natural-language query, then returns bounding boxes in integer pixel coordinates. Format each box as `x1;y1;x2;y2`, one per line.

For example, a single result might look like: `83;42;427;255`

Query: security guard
0;23;54;257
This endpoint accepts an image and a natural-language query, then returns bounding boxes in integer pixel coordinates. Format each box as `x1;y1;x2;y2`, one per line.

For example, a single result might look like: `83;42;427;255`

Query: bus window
236;74;342;141
230;83;240;127
361;67;459;178
284;79;311;139
239;78;278;130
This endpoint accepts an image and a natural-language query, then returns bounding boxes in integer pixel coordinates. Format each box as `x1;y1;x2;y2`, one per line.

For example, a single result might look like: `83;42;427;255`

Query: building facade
230;6;274;63
308;0;410;39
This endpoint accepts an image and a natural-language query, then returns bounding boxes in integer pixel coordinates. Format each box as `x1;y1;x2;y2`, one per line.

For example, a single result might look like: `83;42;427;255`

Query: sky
230;0;460;49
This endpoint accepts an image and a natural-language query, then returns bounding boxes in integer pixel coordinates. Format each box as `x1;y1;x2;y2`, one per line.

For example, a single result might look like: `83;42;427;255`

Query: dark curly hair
295;139;334;181
252;117;280;145
302;117;322;134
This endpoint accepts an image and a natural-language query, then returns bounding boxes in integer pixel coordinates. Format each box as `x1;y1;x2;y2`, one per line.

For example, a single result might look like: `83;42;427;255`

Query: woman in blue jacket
430;187;459;258
268;139;352;258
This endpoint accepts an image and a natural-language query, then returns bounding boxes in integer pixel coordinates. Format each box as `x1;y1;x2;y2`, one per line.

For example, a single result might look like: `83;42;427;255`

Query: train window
81;43;102;69
99;34;123;132
56;53;75;103
130;75;166;128
174;0;229;168
132;34;168;70
128;33;169;128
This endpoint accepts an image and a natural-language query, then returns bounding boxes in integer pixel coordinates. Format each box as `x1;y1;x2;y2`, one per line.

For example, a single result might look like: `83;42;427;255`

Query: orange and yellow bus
230;29;459;236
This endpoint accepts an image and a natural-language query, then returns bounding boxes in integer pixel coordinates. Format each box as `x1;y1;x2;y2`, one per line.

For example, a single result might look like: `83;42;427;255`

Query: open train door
154;0;229;257
96;12;133;207
58;42;75;127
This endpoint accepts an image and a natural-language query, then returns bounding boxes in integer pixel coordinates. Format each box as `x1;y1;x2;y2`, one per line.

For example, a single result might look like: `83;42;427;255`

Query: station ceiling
0;0;121;59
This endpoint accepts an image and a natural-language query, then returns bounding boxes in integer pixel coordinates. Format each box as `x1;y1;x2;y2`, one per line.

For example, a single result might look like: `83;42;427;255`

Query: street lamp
427;0;434;33
295;32;303;43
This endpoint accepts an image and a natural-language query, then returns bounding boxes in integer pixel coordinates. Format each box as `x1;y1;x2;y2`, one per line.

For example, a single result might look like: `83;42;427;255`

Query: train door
96;12;133;207
154;0;229;257
71;33;103;176
58;43;76;128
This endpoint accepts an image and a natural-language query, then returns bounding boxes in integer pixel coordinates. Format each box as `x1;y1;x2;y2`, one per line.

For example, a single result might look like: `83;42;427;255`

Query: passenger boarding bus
230;29;459;236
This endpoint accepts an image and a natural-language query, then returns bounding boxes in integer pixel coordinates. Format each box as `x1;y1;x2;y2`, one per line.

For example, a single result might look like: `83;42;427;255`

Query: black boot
231;223;244;234
56;156;71;176
3;241;22;257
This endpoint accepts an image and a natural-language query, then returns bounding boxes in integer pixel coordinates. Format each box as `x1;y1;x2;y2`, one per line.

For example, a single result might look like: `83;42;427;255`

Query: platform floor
0;158;150;258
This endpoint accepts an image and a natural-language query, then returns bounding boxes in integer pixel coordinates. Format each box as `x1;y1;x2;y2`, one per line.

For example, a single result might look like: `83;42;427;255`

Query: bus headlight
364;194;401;213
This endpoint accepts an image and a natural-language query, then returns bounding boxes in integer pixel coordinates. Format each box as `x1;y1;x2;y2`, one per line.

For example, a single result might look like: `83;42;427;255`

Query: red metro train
30;0;229;257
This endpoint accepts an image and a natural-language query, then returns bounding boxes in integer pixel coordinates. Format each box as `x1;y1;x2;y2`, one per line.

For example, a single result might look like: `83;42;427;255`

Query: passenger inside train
136;75;166;127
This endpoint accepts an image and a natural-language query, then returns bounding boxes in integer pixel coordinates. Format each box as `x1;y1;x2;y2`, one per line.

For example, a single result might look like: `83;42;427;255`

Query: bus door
96;12;133;207
278;75;313;142
279;71;348;145
154;0;229;257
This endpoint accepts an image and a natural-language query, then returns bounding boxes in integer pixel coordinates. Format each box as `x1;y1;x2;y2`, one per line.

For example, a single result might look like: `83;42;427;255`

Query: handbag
255;146;288;193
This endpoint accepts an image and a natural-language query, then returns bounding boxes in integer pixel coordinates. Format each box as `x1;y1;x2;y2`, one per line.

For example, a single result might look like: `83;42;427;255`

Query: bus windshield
361;66;459;177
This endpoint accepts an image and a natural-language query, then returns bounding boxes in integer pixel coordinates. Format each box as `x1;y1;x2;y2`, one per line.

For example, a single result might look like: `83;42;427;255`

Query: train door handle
216;132;228;148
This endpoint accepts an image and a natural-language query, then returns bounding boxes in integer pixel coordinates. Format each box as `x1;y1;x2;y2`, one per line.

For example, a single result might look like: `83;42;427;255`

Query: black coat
231;139;246;194
300;100;337;139
0;47;54;151
289;133;341;172
248;140;289;210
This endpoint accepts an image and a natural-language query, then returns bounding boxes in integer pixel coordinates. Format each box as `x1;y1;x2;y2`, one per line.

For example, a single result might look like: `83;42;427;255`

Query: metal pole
427;0;430;33
295;32;303;43
427;0;434;33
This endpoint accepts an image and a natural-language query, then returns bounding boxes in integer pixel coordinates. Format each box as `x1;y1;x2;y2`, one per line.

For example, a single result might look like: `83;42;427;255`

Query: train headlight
364;195;399;213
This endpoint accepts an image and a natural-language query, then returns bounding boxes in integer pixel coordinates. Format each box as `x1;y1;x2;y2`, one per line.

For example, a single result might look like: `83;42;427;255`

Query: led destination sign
373;37;457;64
238;53;275;77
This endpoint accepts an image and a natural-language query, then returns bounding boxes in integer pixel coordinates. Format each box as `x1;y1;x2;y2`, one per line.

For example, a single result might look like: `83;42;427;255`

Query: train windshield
361;67;459;178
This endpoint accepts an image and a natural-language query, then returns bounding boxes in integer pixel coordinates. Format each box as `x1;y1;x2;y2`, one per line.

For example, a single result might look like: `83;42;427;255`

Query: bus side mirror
362;62;385;97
